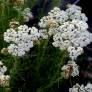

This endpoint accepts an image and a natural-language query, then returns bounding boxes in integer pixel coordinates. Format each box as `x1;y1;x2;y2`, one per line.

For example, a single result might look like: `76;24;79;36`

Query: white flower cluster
69;83;92;92
69;83;85;92
4;25;40;56
53;19;91;60
38;4;91;60
68;47;83;60
66;4;88;22
0;61;10;87
39;29;48;39
39;7;68;28
61;61;79;77
22;8;33;22
0;75;10;87
39;4;88;36
0;61;7;76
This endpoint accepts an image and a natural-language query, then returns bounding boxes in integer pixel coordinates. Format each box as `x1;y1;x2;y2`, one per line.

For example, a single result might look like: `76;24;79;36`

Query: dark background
77;0;92;28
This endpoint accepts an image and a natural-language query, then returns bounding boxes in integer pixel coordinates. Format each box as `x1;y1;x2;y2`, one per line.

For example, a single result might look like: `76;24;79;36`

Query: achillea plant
0;0;92;92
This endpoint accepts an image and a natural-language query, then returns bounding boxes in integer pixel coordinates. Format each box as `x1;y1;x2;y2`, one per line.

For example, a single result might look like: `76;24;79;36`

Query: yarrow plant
1;3;92;92
38;4;92;78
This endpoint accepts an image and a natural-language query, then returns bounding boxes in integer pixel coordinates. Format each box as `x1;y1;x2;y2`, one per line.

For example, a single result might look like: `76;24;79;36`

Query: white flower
4;28;17;43
61;61;79;77
71;19;88;31
38;22;47;28
49;8;68;24
52;19;91;59
69;83;85;92
0;75;10;86
69;83;92;92
29;27;40;40
68;46;83;60
66;4;88;22
69;87;78;92
67;4;82;11
85;83;92;92
4;25;40;56
22;8;33;22
52;41;60;48
0;61;7;76
0;61;9;86
39;29;48;39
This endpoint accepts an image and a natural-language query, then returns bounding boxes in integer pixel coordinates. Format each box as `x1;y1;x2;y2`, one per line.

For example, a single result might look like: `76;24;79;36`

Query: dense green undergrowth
9;39;69;92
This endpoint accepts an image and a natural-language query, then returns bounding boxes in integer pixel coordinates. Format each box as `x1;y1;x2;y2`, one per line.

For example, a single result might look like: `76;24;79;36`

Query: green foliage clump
10;39;69;92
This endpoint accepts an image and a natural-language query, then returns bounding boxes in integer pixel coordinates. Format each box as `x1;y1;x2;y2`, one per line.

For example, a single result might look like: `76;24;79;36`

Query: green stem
52;0;61;8
69;76;73;87
36;39;49;72
37;77;63;92
13;56;19;67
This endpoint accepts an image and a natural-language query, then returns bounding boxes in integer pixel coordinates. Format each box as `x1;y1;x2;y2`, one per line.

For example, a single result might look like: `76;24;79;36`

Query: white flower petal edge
69;83;92;92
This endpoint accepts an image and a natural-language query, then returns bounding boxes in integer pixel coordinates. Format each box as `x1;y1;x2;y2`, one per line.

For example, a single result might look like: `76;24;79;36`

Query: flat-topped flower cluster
39;4;92;60
4;25;40;56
